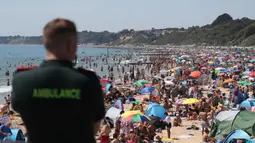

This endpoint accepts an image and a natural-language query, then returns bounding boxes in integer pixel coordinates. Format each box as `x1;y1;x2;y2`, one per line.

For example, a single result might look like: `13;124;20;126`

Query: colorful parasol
131;101;140;105
182;98;200;105
189;71;201;78
175;99;185;104
133;80;149;87
122;110;150;122
248;72;255;77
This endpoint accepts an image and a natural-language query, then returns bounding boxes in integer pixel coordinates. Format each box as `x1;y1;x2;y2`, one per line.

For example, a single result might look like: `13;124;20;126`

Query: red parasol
189;71;201;78
248;72;255;77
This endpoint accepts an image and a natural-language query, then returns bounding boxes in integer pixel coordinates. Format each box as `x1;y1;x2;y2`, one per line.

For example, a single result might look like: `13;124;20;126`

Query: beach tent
146;103;166;119
222;130;251;143
3;128;25;141
210;111;255;139
239;98;255;110
105;107;121;125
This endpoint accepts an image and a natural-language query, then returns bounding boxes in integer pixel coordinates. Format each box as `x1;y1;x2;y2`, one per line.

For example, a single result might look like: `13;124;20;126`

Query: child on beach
202;129;215;143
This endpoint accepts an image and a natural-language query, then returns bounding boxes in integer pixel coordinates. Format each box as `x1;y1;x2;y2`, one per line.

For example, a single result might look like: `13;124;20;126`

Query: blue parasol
140;86;155;94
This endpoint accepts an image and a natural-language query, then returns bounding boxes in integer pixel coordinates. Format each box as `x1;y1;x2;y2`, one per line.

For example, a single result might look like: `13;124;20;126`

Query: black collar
40;60;73;68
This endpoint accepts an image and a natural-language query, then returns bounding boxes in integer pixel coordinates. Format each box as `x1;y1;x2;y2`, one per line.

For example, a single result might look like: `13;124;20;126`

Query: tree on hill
211;13;233;26
244;23;255;38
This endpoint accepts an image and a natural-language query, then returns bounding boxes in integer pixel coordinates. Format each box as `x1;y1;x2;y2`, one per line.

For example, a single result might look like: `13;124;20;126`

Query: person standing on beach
11;18;105;143
164;112;171;139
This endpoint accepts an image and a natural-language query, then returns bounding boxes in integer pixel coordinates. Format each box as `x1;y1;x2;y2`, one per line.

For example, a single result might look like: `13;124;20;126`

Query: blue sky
0;0;254;36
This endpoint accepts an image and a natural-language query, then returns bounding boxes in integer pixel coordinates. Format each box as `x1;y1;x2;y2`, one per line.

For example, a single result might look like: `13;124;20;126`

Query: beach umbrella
215;67;225;70
131;101;140;105
232;70;241;73
248;72;255;77
164;80;175;86
144;84;151;87
249;60;255;63
122;110;150;122
190;67;196;71
239;98;255;110
140;86;155;94
220;69;230;73
181;55;190;58
165;76;174;80
182;98;199;105
189;71;201;78
248;63;253;67
153;76;162;80
160;70;168;73
100;78;110;83
146;103;166;119
242;76;249;79
238;81;253;86
133;80;149;87
201;67;207;70
175;99;185;104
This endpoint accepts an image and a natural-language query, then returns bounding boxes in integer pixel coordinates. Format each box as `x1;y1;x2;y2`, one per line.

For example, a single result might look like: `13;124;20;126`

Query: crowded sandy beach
0;45;255;143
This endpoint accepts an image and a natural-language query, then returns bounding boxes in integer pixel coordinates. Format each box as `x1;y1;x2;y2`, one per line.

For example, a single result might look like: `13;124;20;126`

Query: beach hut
3;128;25;141
210;111;255;139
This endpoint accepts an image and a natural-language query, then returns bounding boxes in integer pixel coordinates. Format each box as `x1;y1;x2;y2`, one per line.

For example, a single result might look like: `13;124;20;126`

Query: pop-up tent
3;128;25;141
210;110;255;139
222;130;250;143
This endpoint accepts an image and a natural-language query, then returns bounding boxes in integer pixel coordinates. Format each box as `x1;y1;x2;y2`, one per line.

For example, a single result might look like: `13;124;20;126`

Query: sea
0;45;129;103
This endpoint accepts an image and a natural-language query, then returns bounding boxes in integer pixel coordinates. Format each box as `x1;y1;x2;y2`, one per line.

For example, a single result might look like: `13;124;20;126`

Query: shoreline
0;44;254;50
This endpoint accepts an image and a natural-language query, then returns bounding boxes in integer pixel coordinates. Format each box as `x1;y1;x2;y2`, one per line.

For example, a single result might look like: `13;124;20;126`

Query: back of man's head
43;18;77;55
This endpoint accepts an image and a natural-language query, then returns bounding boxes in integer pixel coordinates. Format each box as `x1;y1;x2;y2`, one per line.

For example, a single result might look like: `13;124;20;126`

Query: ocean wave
0;86;12;93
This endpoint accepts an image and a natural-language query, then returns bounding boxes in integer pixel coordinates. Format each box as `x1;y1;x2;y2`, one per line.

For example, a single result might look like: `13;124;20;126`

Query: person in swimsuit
100;120;111;143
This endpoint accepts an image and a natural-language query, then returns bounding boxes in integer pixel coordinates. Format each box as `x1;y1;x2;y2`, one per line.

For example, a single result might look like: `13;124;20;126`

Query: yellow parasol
182;98;200;105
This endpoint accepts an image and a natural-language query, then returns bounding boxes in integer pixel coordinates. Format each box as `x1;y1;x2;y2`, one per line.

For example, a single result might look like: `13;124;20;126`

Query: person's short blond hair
43;18;77;49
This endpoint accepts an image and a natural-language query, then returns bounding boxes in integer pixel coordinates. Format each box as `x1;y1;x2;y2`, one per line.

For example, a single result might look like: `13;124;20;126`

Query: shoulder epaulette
16;66;37;72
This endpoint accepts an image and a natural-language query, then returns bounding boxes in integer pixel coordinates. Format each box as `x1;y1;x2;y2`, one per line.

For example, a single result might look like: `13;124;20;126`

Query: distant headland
0;13;255;46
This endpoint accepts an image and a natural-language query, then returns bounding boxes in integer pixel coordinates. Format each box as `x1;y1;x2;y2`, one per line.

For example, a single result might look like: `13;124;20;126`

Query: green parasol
133;80;149;87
